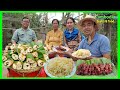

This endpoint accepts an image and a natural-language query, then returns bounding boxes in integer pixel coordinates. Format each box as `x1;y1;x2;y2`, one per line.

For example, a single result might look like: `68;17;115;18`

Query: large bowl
44;58;76;78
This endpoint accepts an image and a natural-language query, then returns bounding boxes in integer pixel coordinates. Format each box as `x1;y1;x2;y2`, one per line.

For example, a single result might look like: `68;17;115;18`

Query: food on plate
72;49;91;58
46;57;74;77
76;58;113;75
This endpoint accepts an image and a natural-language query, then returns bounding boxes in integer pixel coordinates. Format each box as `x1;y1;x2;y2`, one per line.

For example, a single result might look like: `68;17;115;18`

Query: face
81;20;96;36
66;19;74;30
52;20;59;30
21;18;30;29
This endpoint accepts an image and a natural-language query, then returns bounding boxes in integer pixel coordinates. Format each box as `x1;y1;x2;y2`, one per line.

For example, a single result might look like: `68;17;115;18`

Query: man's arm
100;36;111;60
11;30;18;44
32;30;37;42
103;53;111;59
33;39;38;43
11;40;17;45
57;50;92;61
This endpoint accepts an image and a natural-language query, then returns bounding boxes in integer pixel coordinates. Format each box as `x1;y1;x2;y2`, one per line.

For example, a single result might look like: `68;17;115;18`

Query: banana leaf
38;52;44;59
73;59;117;78
76;60;85;67
38;49;46;54
28;42;36;47
7;50;12;59
37;42;46;54
91;58;103;64
86;60;91;65
101;58;112;64
16;48;21;54
37;42;43;47
26;53;34;60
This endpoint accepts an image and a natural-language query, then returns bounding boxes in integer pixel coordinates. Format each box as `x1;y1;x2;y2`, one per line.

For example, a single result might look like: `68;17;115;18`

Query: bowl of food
44;57;76;78
72;49;91;59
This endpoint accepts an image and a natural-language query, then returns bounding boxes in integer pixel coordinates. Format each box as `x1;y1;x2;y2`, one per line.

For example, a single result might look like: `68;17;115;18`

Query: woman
63;17;82;51
45;19;63;51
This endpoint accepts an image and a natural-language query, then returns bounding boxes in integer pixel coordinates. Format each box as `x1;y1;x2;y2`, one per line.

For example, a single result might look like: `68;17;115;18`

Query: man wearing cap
77;15;111;59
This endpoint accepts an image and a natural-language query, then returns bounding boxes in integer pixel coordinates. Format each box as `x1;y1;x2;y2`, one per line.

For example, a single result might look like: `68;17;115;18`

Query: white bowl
44;59;76;78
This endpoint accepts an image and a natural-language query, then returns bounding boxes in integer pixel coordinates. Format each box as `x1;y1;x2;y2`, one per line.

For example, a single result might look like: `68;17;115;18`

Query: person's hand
55;49;72;57
46;45;52;51
80;56;93;60
11;40;16;45
73;56;93;61
58;46;73;53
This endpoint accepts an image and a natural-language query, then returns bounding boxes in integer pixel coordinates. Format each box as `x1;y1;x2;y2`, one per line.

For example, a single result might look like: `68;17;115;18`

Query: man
57;15;111;60
7;17;37;77
77;15;111;59
11;17;37;44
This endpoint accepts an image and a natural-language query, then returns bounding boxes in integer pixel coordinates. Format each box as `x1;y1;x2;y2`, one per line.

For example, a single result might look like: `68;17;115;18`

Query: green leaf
94;59;99;64
13;48;19;54
39;43;43;48
28;42;36;47
16;48;21;54
101;57;111;64
36;42;44;48
97;58;103;64
38;52;44;59
38;49;46;54
7;50;12;59
76;60;85;67
37;44;46;54
26;53;34;60
34;57;39;61
39;46;45;50
41;59;46;62
91;58;96;64
91;58;101;64
86;60;91;65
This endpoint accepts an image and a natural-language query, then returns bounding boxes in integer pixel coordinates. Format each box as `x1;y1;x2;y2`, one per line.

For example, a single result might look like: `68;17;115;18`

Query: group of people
45;17;84;51
11;15;111;60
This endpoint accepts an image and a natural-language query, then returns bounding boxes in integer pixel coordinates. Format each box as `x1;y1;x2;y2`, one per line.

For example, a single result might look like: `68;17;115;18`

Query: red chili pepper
38;67;47;77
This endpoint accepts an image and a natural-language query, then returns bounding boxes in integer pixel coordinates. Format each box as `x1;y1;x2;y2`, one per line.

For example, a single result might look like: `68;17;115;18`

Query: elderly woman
45;19;63;51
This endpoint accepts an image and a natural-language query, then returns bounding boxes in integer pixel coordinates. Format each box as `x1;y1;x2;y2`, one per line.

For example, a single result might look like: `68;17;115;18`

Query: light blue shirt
77;33;111;57
12;28;37;44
